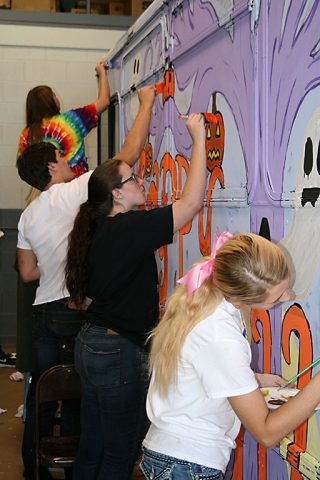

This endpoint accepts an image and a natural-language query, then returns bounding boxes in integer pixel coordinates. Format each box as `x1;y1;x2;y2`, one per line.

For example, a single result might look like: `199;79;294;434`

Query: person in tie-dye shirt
17;62;110;179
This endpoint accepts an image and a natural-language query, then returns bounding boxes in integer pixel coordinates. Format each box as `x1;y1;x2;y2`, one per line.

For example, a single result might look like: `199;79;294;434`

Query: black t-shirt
85;205;173;347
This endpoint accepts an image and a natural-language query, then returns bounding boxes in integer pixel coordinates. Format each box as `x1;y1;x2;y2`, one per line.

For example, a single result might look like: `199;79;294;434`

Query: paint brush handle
278;356;320;390
178;113;215;123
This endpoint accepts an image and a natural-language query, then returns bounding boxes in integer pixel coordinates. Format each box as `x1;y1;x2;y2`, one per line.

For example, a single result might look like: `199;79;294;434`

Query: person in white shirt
141;232;320;479
16;84;155;480
17;141;87;480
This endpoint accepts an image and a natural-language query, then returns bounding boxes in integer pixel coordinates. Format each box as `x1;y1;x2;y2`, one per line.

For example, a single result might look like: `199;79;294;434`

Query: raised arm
115;85;155;167
172;113;206;233
95;63;110;115
229;371;320;448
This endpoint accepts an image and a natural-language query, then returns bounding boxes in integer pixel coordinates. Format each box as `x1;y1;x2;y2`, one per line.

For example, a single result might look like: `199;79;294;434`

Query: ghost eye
304;137;313;178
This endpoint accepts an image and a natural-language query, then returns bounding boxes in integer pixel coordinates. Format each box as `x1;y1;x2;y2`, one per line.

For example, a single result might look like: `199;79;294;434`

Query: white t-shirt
17;172;91;305
143;299;258;473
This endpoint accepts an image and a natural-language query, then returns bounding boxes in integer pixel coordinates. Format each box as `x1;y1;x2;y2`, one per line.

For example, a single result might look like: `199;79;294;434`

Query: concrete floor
0;365;25;479
0;364;144;479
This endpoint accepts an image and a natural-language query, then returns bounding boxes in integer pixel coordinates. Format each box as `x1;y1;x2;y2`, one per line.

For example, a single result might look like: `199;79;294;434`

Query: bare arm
17;248;40;282
95;63;110;115
229;371;320;448
172;113;206;233
115;85;155;167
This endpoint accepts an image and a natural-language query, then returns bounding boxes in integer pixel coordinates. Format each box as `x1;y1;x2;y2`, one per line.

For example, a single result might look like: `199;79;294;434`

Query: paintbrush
178;113;216;123
278;356;320;390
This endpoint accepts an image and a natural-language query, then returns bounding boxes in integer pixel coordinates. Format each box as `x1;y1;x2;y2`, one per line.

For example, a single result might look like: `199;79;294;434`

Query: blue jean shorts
140;447;224;480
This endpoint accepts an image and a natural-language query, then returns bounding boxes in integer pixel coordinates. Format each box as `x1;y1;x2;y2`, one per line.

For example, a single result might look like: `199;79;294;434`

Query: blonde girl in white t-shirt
141;232;320;479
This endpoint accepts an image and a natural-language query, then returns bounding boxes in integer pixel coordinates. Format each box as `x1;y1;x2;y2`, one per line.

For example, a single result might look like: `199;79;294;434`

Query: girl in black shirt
66;107;206;479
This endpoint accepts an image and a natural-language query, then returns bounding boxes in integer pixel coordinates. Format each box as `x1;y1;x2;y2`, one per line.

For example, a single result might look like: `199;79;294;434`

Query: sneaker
0;352;16;367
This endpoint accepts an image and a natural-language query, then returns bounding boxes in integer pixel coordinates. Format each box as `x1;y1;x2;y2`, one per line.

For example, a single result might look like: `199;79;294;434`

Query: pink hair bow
178;230;233;295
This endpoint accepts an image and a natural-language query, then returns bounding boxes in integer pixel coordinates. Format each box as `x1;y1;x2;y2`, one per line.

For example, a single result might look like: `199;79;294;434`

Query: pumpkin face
203;111;225;172
144;142;153;178
163;66;175;103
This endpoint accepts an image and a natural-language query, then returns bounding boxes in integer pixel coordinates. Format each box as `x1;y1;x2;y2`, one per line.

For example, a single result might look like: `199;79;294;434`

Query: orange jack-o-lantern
138;140;153;179
163;65;175;104
202;92;225;190
203;110;225;172
198;93;226;255
144;142;153;178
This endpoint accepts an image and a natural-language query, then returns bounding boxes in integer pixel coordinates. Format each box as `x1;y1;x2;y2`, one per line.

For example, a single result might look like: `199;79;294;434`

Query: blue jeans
22;299;83;480
140;448;224;480
73;323;150;480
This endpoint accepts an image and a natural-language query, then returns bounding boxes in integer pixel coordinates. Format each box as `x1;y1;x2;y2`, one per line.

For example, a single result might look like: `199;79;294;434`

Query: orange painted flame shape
282;304;313;480
251;309;272;480
176;154;192;279
157;152;177;307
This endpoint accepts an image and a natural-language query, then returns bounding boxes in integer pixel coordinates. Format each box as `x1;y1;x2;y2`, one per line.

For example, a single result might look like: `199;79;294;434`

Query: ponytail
65;158;123;308
65;202;94;308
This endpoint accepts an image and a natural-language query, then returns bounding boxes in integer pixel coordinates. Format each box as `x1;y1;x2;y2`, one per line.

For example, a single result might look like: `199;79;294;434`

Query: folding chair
35;364;81;480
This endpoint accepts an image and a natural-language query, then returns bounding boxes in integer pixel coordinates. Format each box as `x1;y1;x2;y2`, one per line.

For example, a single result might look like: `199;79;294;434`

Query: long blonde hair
149;233;290;396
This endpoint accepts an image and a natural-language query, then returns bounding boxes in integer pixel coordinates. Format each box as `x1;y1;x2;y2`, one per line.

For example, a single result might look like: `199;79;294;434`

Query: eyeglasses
116;173;140;188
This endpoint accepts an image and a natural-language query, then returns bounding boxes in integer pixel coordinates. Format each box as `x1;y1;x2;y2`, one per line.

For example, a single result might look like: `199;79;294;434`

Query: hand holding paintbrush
278;356;320;390
179;113;216;123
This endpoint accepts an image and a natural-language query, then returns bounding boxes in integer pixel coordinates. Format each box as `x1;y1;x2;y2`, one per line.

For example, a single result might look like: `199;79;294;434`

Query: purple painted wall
106;1;320;478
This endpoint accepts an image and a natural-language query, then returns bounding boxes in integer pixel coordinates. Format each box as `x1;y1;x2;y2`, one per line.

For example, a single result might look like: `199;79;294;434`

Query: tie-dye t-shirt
17;103;98;177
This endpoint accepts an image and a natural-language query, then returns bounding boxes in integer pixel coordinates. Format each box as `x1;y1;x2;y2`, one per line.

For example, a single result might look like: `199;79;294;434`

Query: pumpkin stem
212;92;217;113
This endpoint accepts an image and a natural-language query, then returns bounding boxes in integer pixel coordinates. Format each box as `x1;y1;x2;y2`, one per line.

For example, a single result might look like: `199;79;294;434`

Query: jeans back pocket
140;456;173;479
82;344;121;388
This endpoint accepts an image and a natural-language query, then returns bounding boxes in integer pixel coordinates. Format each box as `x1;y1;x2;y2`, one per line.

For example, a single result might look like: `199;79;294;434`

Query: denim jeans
140;448;224;480
73;323;150;480
22;299;83;480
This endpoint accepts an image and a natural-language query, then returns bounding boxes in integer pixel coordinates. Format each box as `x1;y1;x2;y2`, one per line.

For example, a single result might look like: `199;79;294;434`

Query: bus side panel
104;0;320;478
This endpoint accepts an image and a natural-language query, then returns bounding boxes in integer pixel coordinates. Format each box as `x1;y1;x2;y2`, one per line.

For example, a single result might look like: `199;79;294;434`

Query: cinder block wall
0;23;125;345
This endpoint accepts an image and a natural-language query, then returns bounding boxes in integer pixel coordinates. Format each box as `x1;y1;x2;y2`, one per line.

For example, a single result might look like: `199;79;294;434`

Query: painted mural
106;0;320;478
